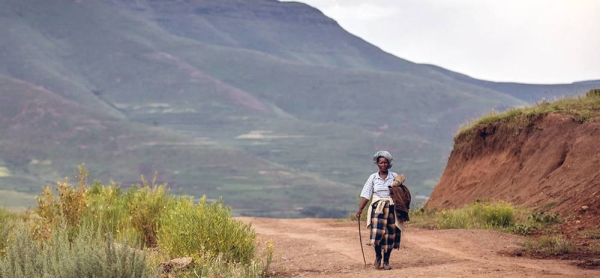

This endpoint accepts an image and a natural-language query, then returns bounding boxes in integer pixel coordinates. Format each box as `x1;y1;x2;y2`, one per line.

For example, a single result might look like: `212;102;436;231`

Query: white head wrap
372;150;393;169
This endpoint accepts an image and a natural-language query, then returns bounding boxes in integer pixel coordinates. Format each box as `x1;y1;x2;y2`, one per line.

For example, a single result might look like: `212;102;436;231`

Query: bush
158;196;256;264
0;223;150;278
35;165;90;240
84;181;132;240
126;175;174;247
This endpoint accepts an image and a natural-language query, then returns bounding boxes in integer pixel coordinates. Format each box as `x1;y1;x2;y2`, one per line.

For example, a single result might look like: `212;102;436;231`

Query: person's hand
355;209;363;219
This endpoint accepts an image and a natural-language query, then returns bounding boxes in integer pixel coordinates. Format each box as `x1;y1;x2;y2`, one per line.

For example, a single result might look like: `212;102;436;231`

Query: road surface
239;218;597;277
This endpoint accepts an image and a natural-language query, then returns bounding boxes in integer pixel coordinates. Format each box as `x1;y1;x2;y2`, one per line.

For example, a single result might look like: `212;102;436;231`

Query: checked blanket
368;200;401;252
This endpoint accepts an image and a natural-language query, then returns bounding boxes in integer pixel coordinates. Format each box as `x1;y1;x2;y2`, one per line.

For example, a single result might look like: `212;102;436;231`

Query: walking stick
357;216;367;266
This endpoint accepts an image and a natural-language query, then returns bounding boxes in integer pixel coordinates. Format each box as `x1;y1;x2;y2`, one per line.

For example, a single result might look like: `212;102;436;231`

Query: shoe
374;258;381;269
383;263;392;270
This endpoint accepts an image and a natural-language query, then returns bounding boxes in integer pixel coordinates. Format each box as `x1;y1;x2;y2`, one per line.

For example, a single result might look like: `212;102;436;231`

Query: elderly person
355;151;401;270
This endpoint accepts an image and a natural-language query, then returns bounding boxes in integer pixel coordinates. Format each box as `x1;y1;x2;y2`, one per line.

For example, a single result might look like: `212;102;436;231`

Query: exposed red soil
426;112;600;247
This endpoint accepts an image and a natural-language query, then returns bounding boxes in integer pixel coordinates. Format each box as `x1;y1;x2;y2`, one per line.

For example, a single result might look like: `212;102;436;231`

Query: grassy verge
409;200;561;234
523;236;575;256
408;201;574;256
579;229;600;240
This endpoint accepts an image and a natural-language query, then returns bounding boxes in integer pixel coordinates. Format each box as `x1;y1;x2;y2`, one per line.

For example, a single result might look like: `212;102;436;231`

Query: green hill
0;0;597;217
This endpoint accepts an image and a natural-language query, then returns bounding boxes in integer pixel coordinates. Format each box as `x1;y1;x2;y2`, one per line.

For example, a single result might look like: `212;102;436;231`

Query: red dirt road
239;218;598;277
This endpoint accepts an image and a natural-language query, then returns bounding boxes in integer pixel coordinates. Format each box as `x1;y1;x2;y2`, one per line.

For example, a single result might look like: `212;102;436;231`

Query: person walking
355;151;402;270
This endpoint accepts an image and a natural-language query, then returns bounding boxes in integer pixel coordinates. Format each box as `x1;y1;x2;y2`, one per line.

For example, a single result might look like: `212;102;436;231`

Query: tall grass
437;201;516;229
523;236;575;255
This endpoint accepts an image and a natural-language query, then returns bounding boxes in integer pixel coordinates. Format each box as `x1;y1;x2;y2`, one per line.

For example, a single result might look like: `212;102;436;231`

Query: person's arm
355;197;370;219
356;174;374;219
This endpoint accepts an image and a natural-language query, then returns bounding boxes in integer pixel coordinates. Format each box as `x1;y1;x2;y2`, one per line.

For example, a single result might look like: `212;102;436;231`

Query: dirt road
239;218;597;277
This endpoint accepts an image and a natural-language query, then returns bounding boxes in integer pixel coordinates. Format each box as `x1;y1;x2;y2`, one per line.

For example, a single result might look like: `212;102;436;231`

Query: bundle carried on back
390;174;411;222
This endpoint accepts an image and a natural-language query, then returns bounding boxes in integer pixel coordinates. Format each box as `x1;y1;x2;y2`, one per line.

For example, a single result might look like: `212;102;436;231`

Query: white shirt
360;171;397;199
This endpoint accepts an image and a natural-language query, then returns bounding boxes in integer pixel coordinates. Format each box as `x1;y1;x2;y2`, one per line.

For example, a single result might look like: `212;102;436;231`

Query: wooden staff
358;216;366;266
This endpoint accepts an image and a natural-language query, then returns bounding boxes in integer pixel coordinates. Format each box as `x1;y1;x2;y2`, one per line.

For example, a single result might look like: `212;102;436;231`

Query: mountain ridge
0;0;597;217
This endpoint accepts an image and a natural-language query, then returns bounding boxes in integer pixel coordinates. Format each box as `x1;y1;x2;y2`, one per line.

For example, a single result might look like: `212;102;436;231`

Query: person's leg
374;244;382;269
383;204;397;270
383;248;392;270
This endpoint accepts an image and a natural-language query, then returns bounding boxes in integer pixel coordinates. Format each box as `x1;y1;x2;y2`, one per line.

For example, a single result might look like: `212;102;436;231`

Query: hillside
0;74;358;217
426;91;600;232
0;0;598;217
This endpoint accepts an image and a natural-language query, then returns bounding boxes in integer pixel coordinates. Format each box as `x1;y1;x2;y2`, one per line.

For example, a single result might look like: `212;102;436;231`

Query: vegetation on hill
0;167;273;278
456;88;600;143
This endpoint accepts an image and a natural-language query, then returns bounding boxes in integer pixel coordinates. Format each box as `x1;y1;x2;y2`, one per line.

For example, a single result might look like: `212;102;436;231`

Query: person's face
377;157;389;172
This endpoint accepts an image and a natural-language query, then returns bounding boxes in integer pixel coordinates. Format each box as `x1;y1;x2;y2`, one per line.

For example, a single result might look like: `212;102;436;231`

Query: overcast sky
287;0;600;84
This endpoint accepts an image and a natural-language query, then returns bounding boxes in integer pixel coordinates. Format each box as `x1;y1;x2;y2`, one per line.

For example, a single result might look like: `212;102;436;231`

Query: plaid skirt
369;201;401;252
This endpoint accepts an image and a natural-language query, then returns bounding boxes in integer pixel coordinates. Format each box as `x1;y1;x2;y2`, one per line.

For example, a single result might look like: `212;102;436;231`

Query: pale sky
286;0;600;84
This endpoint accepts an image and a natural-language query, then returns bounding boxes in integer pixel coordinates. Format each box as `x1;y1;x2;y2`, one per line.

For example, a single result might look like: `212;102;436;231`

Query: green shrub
508;223;535;235
438;209;473;229
126;175;174;247
529;212;561;225
523;236;575;255
84;181;132;240
158;196;256;264
475;201;515;227
0;223;150;278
